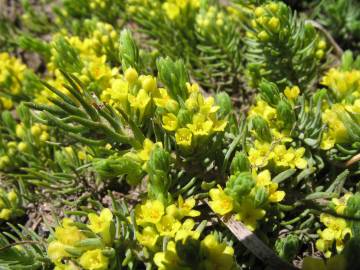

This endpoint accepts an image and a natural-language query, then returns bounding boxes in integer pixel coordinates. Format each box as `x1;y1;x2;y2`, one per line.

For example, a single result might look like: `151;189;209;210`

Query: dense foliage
0;0;360;269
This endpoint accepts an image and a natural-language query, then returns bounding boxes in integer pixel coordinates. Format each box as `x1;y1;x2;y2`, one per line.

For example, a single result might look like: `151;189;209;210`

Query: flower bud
17;142;28;152
176;109;192;127
31;125;42;137
317;40;326;50
215;92;232;117
275;234;300;261
7;190;17;203
148;147;170;174
230;151;251;175
277;99;295;129
142;76;157;93
254;7;265;17
16;124;26;139
124;67;138;83
259;79;280;106
315;49;324;59
0;208;12;220
250;115;272;142
268;17;280;32
225;172;255;200
268;2;279;13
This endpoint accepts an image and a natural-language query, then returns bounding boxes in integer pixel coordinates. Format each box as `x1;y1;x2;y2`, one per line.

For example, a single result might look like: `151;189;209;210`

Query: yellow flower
186;82;199;94
162;113;178;131
248;100;277;123
79;249;109;270
128;89;150;119
48;218;85;262
322;105;349;144
136;226;159;250
201;234;234;270
163;3;180;20
135;200;165;226
47;241;69;262
175;128;192;146
320;131;336;150
316;214;352;258
331;193;352;215
199;96;220;115
248;140;273;168
166;195;200;219
140;75;157;93
284;86;300;100
174;219;200;241
321;68;360;100
187;114;213;136
255;170;285;203
273;146;307;169
156;215;182;237
0;97;13;110
101;78;128;109
87;208;113;245
137;139;163;162
154;241;179;270
208;185;233;216
235;200;266;231
54;218;85;246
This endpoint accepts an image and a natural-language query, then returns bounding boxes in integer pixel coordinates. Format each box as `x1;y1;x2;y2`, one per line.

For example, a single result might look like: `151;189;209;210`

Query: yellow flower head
255;170;285;203
162;113;178;131
175;128;192;147
208;185;233;216
135;200;165;225
128;88;151;120
154;241;179;270
201;234;234;270
137;139;163;162
187;113;213;136
332;193;352;215
136;226;159;250
87;208;113;245
174;219;200;241
156;214;182;237
235;199;266;231
54;218;85;246
316;213;352;258
166;195;200;219
79;249;109;270
284;86;300;100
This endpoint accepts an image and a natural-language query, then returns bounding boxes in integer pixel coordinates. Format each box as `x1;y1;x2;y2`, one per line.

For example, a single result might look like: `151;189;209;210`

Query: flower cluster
154;233;235;270
0;53;27;109
162;0;200;21
246;88;307;171
156;82;228;150
133;197;235;270
320;67;360;149
0;121;50;170
196;6;229;33
47;208;114;270
315;213;351;258
101;68;157;124
0;188;22;220
209;154;285;231
134;197;200;251
245;1;326;89
36;23;119;104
